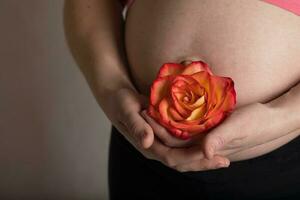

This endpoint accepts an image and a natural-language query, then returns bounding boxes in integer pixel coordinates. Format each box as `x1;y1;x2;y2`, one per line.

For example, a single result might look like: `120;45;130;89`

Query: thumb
142;123;155;149
124;112;154;149
203;133;226;160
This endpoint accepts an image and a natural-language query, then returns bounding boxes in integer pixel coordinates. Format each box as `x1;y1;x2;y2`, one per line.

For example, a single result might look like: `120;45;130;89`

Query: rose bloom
148;61;236;140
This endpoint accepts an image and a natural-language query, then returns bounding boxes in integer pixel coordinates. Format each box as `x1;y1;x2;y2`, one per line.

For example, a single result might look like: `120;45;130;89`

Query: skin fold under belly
124;0;300;108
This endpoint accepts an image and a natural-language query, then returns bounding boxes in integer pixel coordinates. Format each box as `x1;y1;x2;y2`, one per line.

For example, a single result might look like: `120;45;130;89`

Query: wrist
93;78;137;104
83;63;137;98
81;70;137;111
96;78;137;98
93;82;140;121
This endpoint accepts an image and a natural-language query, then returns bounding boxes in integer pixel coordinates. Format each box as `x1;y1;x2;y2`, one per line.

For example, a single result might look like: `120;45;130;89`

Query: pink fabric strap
119;0;300;16
263;0;300;15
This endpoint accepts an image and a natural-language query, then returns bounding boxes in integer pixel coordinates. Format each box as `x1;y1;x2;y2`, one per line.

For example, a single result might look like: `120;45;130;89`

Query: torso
124;0;300;109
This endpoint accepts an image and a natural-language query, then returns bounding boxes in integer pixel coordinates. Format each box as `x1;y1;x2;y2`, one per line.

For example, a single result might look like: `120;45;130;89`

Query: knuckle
214;135;225;148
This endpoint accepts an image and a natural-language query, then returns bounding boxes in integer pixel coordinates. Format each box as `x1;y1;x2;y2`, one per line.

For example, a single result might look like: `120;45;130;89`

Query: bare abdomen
124;0;300;108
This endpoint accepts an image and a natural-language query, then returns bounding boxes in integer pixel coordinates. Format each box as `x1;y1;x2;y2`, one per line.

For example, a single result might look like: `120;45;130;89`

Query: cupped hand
103;88;230;171
141;109;204;148
201;102;300;161
141;108;230;172
142;101;300;171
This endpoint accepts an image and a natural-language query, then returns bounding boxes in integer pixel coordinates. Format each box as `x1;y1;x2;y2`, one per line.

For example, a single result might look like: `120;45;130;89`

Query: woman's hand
104;88;230;171
141;109;204;148
202;102;300;161
104;88;154;149
143;102;300;171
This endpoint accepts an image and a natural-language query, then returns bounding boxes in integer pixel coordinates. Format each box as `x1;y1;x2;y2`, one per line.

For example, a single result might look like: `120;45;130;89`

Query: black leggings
108;125;300;200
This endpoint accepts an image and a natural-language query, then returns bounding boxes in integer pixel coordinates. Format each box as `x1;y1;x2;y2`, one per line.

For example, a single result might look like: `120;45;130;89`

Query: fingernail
216;164;227;168
217;161;230;168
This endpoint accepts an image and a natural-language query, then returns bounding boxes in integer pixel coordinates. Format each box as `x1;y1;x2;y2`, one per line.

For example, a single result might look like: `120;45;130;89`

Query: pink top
119;0;300;16
263;0;300;15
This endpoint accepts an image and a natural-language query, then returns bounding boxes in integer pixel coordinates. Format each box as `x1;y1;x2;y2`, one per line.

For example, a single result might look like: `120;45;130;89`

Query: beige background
0;0;110;199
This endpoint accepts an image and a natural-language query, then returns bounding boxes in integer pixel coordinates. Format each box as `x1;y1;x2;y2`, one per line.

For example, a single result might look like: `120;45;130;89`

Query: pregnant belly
124;0;300;108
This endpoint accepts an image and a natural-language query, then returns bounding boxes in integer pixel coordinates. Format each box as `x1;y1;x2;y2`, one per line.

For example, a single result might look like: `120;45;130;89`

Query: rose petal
182;61;213;75
168;107;185;121
158;98;171;123
188;90;195;102
221;86;236;111
215;83;236;113
157;98;188;138
148;61;235;139
170;76;201;116
206;77;236;117
171;92;191;117
173;92;195;111
150;76;172;106
148;105;160;120
191;71;213;107
186;102;207;121
158;63;184;78
170;120;206;133
170;77;207;114
148;104;186;139
170;112;225;136
187;83;205;97
189;112;225;136
190;95;205;108
191;71;211;93
174;83;204;102
173;75;198;86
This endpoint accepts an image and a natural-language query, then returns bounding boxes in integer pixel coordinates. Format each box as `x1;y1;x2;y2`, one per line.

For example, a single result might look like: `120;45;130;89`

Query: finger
202;133;225;160
202;123;234;159
165;145;206;167
121;112;154;149
141;110;193;147
147;140;210;168
175;155;230;172
203;128;247;160
145;138;170;161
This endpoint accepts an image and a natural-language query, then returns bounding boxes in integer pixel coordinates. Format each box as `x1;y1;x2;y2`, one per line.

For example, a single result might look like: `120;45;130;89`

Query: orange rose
148;61;236;140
